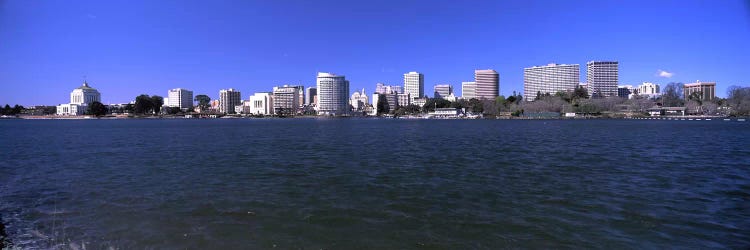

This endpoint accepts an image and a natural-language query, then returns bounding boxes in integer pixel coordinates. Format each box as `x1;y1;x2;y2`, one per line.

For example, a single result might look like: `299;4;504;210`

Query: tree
468;98;483;113
572;86;589;100
404;104;421;114
662;82;684;107
376;94;389;116
727;85;750;116
11;105;23;115
134;94;153;114
88;101;107;117
1;104;10;115
166;107;182;115
195;95;211;111
151;95;164;114
422;98;451;112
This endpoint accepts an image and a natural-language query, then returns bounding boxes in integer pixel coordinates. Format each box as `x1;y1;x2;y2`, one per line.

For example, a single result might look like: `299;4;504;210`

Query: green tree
151;95;164;114
468;98;483;113
165;106;182;115
376;94;389;116
88;101;108;117
423;98;451;112
572;86;589;100
404;104;421;114
1;104;9;115
195;95;211;110
134;94;153;114
11;105;24;115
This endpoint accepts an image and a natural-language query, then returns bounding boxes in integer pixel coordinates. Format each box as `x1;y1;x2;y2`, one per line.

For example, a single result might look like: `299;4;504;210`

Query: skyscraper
474;69;499;99
167;88;193;111
305;87;317;106
403;72;424;99
462;81;477;100
586;61;619;98
272;85;300;115
523;63;580;101
434;84;453;99
316;72;350;116
219;88;241;114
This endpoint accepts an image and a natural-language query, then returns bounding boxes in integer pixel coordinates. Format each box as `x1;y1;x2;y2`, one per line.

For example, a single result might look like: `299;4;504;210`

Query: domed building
57;81;102;115
350;88;369;111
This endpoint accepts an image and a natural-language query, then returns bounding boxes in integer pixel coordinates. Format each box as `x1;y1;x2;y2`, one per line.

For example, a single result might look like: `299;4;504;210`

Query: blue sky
1;0;749;105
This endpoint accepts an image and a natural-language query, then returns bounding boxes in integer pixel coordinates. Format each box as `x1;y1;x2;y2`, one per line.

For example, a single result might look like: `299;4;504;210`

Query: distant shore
2;114;742;120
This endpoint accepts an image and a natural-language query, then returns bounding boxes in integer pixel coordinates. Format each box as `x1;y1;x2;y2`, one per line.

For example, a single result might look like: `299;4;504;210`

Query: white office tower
434;84;453;99
316;72;350;116
219;88;241;114
523;63;580;101
167;88;193;111
403;72;424;99
273;85;300;115
462;81;477;100
586;61;619;98
474;69;499;99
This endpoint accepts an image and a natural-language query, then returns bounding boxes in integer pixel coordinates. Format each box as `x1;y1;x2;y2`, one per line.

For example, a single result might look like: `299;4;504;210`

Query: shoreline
1;115;741;121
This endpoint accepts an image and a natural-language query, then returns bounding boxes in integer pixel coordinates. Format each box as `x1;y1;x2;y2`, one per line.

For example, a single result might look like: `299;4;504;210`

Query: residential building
586;61;619;98
523;63;579;101
167;88;193;111
249;92;274;115
316;72;350;116
434;84;453;99
57;81;102;115
397;93;411;107
638;82;660;95
305;87;317;106
412;97;427;107
474;69;499;99
273;85;300;115
375;83;402;94
219;88;241;114
403;71;424;99
684;81;716;101
462;81;477;99
350;89;369;111
370;92;397;115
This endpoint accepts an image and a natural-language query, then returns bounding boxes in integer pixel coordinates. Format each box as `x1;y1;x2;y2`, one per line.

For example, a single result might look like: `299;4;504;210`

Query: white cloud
657;70;674;78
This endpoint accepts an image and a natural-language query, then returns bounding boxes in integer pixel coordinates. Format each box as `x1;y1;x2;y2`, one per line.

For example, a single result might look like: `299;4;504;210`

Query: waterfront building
434;84;453;99
403;71;424;99
316;72;350;116
235;100;251;114
369;93;397;115
586;61;619;98
462;81;477;99
638;82;660;95
350;89;369;111
167;88;193;111
57;81;102;115
305;87;317;106
617;85;636;99
219;88;241;114
249;92;274;115
273;85;300;115
397;93;411;107
474;69;499;99
523;63;579;101
412;97;428;107
684;81;716;101
375;83;402;94
428;108;463;118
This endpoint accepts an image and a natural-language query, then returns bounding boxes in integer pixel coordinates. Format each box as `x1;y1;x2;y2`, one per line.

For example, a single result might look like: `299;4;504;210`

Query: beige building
684;81;716;102
474;69;499;99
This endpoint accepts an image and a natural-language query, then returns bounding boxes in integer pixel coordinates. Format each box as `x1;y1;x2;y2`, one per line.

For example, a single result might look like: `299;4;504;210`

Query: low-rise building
249;92;274;115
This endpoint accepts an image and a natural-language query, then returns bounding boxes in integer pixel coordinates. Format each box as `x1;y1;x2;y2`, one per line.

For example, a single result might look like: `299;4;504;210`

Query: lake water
1;119;748;249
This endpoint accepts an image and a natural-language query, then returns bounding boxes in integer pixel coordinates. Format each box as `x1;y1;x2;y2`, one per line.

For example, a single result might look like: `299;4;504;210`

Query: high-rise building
638;82;660;95
474;69;499;99
586;61;619;98
462;81;477;100
684;81;716;101
56;81;102;115
397;93;411;107
523;63;579;101
403;72;424;99
273;85;300;115
316;72;350;116
167;88;193;111
350;89;369;111
219;88;241;114
249;92;273;115
434;84;453;99
305;87;317;106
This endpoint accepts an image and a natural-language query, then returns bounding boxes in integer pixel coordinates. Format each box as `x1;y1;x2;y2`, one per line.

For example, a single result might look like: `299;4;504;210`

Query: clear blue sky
1;0;749;105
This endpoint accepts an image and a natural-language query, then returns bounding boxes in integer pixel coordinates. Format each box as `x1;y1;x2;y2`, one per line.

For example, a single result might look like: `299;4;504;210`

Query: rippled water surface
1;119;749;248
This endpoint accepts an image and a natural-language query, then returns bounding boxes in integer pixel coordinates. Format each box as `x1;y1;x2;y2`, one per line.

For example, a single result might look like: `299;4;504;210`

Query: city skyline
1;0;749;106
